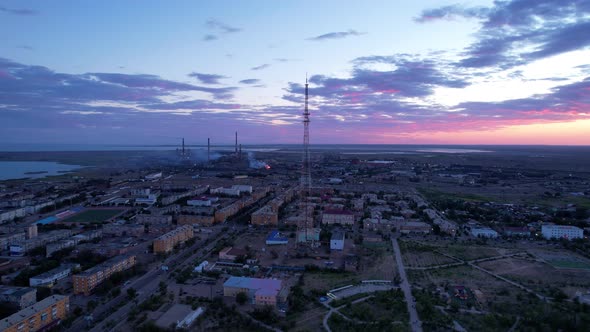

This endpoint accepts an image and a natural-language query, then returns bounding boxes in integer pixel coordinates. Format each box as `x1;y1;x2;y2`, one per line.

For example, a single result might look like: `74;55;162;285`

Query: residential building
322;209;355;225
218;247;247;261
470;227;499;238
330;231;345;250
503;226;531;237
0;286;37;309
399;221;432;234
177;215;215;226
0;295;69;332
135;214;172;225
29;264;80;287
223;276;282;307
251;206;278;226
186;197;212;207
153;225;194;254
73;255;136;295
541;224;583;240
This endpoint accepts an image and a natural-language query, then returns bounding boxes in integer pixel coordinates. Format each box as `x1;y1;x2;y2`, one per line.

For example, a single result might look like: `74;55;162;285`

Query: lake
0;161;82;180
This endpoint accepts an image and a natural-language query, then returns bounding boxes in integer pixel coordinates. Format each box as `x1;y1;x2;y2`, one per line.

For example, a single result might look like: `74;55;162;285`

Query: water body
0;161;81;180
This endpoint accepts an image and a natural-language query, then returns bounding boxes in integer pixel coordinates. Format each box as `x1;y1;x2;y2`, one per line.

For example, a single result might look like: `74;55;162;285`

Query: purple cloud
203;34;218;41
419;0;590;69
251;64;270;71
239;79;260;84
206;19;241;33
188;72;228;84
307;29;365;41
415;4;489;22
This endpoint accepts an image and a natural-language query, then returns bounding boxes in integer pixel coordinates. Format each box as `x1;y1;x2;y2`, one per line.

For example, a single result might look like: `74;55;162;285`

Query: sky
1;0;590;145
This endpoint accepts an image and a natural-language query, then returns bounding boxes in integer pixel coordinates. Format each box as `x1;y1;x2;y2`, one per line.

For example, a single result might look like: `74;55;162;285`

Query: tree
127;287;137;299
236;292;248;305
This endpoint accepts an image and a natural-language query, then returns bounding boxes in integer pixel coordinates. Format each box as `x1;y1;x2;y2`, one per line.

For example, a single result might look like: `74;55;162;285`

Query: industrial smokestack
182;138;185;154
235;131;238;155
207;138;210;162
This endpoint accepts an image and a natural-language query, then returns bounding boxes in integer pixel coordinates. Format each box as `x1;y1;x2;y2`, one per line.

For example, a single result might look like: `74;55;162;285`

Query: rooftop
0;295;67;330
224;276;282;296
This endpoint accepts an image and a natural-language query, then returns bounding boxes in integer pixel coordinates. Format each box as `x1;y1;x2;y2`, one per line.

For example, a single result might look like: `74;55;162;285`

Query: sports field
62;208;124;223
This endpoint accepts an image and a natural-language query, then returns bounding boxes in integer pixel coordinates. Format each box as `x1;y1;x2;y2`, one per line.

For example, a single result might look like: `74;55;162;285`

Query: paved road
89;227;233;331
67;226;230;332
391;237;423;332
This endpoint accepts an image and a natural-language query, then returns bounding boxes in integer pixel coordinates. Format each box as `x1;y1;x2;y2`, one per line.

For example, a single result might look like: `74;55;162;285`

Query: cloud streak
251;64;270;71
307;29;365;41
188;72;228;84
0;6;38;15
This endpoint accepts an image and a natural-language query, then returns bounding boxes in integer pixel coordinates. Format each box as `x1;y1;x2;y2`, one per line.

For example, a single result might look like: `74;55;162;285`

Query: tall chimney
235;131;238;155
182;138;185;154
207;138;210;162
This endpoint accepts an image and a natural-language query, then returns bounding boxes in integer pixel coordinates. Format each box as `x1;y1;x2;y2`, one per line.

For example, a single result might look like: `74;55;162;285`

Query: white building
541;225;583;240
145;172;162;180
29;264;80;287
187;197;212;207
470;227;498;238
330;232;345;250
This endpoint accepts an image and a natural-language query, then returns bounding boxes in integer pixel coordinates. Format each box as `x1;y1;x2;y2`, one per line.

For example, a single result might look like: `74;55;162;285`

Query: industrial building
541;225;583;240
265;231;288;245
0;286;37;309
153;225;194;254
0;295;69;332
223;276;283;307
73;255;136;295
330;231;345;250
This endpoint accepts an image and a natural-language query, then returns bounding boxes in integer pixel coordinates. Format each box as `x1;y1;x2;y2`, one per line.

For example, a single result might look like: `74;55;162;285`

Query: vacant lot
438;245;510;261
409;265;529;311
478;256;590;298
62;208;125;223
340;289;409;327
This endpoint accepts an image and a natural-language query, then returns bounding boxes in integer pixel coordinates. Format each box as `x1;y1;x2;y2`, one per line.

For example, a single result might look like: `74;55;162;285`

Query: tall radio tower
299;76;313;246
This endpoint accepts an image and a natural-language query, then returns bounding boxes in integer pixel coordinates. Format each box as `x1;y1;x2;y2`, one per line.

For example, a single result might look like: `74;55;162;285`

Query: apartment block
73;255;136;295
0;295;69;332
153;225;194;254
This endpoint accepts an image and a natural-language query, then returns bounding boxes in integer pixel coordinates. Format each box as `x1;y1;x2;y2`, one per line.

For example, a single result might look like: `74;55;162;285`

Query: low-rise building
223;276;283;307
218;247;247;261
73;255;136;295
135;214;172;225
503;226;530;237
470;227;498;238
153;225;194;254
322;209;355;225
0;295;69;332
186;197;212;207
330;231;345;250
29;264;80;287
399;221;432;234
265;231;288;246
0;286;37;309
177;215;215;226
541;224;583;240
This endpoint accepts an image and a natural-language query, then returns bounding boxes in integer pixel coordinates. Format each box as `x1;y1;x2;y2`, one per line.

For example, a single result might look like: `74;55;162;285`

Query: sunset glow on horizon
1;0;589;145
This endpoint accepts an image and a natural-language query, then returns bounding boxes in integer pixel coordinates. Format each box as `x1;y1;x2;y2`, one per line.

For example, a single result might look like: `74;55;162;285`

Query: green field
547;259;590;270
63;209;124;223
